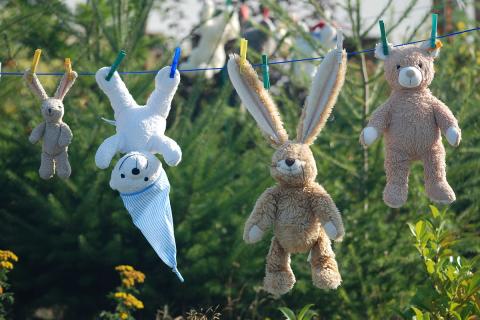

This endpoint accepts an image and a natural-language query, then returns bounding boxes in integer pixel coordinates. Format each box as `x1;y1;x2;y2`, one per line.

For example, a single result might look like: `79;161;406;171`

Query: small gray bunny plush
24;69;77;179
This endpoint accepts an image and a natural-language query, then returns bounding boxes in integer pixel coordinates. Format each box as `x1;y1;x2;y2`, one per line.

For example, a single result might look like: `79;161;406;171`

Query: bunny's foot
310;237;341;289
263;238;295;296
56;152;72;179
39;153;55;180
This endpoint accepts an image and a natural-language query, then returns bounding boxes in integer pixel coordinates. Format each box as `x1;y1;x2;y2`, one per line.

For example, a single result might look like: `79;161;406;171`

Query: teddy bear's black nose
131;168;140;175
285;158;295;167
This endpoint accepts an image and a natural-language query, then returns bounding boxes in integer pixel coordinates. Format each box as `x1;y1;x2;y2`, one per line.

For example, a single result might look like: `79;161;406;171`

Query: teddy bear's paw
312;261;342;290
263;271;296;296
446;126;461;147
426;181;456;204
360;127;378;146
244;225;264;244
383;183;408;208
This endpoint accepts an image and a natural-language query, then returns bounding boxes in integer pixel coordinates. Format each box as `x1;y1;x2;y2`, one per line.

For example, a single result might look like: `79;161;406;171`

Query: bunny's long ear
227;54;288;146
23;70;48;101
296;34;347;145
54;71;78;101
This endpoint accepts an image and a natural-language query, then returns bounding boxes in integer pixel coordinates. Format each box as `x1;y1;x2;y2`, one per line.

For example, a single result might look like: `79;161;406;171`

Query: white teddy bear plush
95;66;182;169
110;151;184;281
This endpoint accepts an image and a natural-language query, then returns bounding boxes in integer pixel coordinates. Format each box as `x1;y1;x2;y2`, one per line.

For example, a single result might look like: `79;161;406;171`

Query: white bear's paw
446;126;461;147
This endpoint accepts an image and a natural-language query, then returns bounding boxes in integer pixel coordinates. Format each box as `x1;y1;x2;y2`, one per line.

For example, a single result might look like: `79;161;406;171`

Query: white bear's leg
95;67;137;113
146;66;181;118
95;134;121;169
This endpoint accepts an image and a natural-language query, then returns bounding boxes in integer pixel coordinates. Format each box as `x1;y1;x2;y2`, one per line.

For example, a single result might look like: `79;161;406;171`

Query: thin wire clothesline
0;26;478;77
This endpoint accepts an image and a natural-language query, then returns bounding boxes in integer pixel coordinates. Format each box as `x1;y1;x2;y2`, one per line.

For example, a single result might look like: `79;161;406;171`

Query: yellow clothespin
64;58;73;81
240;38;248;73
29;49;42;81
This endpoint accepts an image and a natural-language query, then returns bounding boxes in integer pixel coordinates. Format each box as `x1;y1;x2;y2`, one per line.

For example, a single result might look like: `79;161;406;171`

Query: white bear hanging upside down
95;66;182;169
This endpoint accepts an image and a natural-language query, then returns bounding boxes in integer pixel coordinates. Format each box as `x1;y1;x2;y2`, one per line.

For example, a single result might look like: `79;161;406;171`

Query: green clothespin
379;20;389;56
261;54;270;90
105;50;126;81
430;13;438;48
226;0;232;6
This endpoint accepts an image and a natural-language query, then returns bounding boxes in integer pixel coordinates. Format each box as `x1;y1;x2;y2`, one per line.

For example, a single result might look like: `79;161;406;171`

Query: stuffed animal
94;66;182;169
360;40;461;208
110;151;183;281
24;69;78;179
181;0;240;79
227;36;347;295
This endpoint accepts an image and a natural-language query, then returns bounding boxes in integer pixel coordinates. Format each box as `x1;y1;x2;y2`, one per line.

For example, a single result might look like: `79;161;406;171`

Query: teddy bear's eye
121;174;125;178
144;177;149;181
418;63;423;68
396;65;401;70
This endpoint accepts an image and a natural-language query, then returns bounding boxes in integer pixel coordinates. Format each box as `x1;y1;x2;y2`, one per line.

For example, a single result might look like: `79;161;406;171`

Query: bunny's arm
95;134;121;169
146;66;181;118
58;123;73;147
243;188;277;244
95;67;137;113
29;122;46;144
360;101;391;146
432;97;461;147
149;135;182;166
311;188;345;241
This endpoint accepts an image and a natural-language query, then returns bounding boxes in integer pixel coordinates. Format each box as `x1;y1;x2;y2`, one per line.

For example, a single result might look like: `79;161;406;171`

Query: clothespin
225;0;232;6
335;29;344;63
261;54;270;90
379;20;389;56
240;38;248;73
28;49;42;81
430;13;438;48
0;62;2;81
105;50;126;81
170;47;181;79
64;58;73;81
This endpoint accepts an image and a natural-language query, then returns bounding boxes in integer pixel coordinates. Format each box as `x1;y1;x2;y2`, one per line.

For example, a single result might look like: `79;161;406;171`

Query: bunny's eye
121;174;125;178
396;65;401;70
418;63;423;68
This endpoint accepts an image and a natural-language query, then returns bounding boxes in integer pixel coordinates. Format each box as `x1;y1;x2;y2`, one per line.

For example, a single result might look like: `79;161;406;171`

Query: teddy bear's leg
39;152;55;180
383;149;411;208
263;237;296;295
310;231;341;289
423;143;455;204
55;151;71;179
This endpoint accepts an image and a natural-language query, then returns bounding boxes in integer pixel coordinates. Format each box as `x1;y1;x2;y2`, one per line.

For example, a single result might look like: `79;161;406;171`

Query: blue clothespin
170;47;181;78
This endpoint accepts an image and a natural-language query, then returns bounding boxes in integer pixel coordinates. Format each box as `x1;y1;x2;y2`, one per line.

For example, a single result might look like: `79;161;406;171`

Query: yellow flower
0;250;18;262
456;21;466;30
0;261;13;269
119;312;128;319
114;292;144;310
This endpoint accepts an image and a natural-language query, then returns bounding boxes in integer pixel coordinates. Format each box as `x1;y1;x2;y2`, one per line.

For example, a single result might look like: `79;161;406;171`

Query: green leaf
278;307;297;320
416;221;426;240
298;304;315;320
408;222;416;236
411;306;424;320
429;205;440;218
425;259;435;274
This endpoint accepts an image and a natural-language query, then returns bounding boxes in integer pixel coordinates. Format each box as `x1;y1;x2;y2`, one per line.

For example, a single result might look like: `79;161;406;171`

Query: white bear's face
110;152;162;193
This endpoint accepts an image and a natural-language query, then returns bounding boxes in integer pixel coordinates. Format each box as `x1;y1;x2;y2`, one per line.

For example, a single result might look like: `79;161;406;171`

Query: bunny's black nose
285;158;295;167
132;168;140;175
48;108;52;114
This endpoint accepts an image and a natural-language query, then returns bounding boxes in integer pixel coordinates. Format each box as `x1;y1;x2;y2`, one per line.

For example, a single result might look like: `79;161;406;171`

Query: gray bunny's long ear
296;32;347;145
54;71;78;101
227;54;288;146
23;70;48;101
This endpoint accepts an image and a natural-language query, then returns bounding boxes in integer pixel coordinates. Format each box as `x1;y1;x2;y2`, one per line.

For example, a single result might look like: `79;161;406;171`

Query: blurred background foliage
0;0;478;319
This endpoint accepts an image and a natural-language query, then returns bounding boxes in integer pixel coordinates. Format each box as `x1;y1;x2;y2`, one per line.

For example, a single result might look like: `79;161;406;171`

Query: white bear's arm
29;122;46;144
146;66;181;118
95;67;137;113
432;98;461;147
95;134;121;169
150;135;182;166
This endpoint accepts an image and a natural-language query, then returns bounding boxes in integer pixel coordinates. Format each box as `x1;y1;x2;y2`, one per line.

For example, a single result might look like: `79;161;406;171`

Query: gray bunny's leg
55;151;71;179
39;152;55;180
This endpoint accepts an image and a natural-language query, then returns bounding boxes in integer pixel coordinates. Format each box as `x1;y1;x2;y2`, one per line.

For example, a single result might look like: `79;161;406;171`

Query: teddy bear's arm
146;66;181;118
432;98;461;147
312;192;345;241
243;188;277;244
58;123;73;147
360;101;391;146
95;134;121;169
149;135;182;167
29;122;46;144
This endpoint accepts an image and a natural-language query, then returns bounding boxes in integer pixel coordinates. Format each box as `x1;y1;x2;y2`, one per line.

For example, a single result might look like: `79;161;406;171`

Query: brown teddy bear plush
227;37;347;295
360;40;461;208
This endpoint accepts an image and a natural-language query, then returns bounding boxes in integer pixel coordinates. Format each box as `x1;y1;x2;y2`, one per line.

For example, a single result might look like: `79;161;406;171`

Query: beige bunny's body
24;70;77;179
228;36;347;295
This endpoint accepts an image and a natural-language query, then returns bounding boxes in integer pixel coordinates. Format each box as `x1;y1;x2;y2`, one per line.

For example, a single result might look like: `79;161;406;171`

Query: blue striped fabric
120;169;184;282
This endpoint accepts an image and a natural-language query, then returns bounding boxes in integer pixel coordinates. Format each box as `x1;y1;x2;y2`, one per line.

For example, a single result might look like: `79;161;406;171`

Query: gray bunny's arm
29;122;46;144
58;123;73;147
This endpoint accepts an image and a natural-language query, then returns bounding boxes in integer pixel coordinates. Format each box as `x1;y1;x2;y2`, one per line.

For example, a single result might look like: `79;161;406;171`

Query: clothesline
0;26;478;77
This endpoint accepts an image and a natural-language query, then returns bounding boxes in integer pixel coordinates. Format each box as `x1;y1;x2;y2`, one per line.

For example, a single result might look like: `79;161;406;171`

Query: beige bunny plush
227;37;347;295
24;69;77;179
360;41;461;208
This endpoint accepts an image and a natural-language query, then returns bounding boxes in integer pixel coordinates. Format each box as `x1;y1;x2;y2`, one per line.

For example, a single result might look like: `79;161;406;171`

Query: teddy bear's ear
420;40;442;58
374;42;395;60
